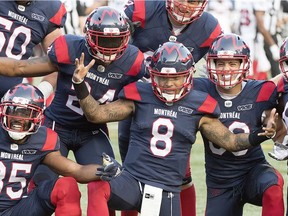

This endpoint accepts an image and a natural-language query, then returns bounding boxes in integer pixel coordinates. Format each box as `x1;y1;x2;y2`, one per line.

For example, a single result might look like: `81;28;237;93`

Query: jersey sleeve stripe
256;81;276;102
200;23;222;48
123;82;142;101
198;94;218;114
42;128;58;151
126;50;144;76
132;0;146;28
54;36;70;64
49;2;67;26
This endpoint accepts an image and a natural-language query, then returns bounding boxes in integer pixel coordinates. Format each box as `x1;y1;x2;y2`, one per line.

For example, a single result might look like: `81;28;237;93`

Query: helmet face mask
149;41;195;103
166;0;207;24
207;34;250;89
279;38;288;81
85;6;130;62
0;84;44;141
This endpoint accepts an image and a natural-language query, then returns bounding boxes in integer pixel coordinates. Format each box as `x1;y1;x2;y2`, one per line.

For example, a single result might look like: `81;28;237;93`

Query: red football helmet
84;6;130;62
279;37;288;81
148;41;195;103
0;83;44;140
207;34;250;89
166;0;208;24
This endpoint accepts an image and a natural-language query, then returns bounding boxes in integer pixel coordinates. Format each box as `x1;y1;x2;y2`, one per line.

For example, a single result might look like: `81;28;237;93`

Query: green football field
73;122;287;216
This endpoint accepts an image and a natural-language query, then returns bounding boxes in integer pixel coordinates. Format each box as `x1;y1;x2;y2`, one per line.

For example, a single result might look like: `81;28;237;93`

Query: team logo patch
224;101;232;107
97;65;105;72
10;144;18;151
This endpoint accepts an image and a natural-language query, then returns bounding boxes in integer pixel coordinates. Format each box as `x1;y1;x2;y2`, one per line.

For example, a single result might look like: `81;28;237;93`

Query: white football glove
268;135;288;161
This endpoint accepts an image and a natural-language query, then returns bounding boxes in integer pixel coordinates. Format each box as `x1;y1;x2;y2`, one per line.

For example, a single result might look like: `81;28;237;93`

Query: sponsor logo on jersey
178;106;193;114
144;193;154;199
31;13;45;22
237;104;253;111
22;149;37;155
108;73;123;79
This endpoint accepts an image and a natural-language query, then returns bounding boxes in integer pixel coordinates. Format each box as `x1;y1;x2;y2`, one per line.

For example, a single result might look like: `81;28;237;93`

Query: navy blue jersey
118;82;220;192
0;0;67;98
45;34;145;130
124;0;222;62
193;78;278;188
0;127;59;211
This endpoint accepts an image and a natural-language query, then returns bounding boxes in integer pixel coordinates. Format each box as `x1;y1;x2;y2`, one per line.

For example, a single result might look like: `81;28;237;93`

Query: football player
193;33;284;216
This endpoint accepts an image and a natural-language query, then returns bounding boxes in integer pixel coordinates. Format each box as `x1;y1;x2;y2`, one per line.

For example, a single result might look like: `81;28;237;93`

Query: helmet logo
103;28;120;35
11;97;30;105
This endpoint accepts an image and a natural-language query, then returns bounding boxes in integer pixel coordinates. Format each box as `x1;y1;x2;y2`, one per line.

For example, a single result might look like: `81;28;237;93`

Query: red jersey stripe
49;3;67;26
132;0;146;28
200;23;222;48
54;36;70;64
256;81;276;102
124;82;142;101
198;94;218;114
126;50;144;76
42;128;58;151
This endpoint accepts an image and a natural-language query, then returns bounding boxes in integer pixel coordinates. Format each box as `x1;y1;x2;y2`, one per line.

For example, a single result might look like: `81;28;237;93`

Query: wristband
72;80;89;100
248;128;270;146
72;77;84;84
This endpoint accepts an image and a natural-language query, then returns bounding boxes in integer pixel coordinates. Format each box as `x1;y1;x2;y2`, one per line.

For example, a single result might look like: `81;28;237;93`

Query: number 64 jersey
118;82;220;193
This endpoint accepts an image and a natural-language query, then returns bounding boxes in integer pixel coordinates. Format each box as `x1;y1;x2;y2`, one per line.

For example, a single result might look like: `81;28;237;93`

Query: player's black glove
96;153;123;181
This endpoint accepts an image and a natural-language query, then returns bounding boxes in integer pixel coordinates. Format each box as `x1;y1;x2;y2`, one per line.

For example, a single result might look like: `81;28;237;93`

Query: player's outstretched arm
199;112;277;151
43;151;101;183
0;56;56;77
